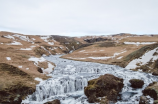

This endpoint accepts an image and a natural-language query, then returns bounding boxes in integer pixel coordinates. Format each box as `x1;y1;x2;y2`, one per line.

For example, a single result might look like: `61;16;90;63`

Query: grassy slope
0;63;36;103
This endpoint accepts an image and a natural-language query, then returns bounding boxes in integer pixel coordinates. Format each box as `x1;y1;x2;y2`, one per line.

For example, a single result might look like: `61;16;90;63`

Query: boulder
44;99;60;104
143;82;158;103
139;96;150;104
129;79;144;88
84;74;124;103
143;82;158;100
152;71;158;76
37;67;43;73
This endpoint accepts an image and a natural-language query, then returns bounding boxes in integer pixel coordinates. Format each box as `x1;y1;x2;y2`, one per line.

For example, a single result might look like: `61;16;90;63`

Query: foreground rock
84;74;124;103
44;99;60;104
129;79;144;88
143;82;158;103
139;96;150;104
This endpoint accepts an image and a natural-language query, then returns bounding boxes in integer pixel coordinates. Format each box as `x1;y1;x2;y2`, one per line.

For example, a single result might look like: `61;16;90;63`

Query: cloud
0;0;158;36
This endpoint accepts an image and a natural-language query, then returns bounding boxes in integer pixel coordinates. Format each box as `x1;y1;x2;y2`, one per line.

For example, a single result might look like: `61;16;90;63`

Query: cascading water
22;55;158;104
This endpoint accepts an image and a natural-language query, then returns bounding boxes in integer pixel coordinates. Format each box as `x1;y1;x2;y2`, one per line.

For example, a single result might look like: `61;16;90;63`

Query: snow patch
35;77;43;82
32;38;36;40
43;62;54;74
6;57;11;60
26;68;29;70
18;66;22;68
79;50;85;52
99;50;104;51
28;57;46;63
88;50;126;60
41;36;54;45
28;57;54;74
3;35;15;39
124;42;156;46
20;48;32;50
117;56;123;59
68;57;86;60
88;56;111;60
30;45;36;48
7;41;22;45
13;34;32;42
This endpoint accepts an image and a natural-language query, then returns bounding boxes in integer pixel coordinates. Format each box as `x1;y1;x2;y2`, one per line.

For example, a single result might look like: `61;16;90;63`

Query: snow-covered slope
126;47;158;70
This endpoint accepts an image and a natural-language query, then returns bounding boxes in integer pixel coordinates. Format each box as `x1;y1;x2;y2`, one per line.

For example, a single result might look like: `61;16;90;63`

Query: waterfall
22;55;158;104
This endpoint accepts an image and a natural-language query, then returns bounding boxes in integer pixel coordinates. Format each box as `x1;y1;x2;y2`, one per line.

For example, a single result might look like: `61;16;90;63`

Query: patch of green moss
88;79;97;85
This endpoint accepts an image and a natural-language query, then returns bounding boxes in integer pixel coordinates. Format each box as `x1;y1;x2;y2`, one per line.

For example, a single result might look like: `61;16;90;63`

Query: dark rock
84;38;108;43
84;74;124;103
143;82;158;100
139;96;150;104
37;67;43;73
44;99;60;104
152;71;158;76
129;79;144;88
0;84;35;104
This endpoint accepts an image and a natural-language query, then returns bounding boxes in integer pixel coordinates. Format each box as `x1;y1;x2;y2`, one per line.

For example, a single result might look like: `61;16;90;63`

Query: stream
22;55;158;104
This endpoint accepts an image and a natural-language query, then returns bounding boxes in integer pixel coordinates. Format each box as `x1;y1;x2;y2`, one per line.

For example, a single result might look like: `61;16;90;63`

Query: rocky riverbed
22;55;158;104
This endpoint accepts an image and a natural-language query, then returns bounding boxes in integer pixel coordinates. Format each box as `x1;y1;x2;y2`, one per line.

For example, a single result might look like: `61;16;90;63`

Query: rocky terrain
0;31;158;103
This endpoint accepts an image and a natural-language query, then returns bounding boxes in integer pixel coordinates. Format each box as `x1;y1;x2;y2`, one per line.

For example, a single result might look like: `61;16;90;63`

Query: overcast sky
0;0;158;36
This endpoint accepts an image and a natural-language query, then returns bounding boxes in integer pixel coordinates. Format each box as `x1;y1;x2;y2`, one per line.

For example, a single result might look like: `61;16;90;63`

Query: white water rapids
22;55;158;104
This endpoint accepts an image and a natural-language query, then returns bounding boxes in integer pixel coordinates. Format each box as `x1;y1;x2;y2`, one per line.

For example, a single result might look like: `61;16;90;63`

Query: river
22;55;158;104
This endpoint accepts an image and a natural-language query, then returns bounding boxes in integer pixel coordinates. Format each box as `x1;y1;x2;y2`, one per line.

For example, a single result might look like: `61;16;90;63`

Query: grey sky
0;0;158;36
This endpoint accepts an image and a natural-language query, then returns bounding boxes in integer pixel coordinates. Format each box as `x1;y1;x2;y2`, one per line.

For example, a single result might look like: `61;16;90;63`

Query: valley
0;31;158;104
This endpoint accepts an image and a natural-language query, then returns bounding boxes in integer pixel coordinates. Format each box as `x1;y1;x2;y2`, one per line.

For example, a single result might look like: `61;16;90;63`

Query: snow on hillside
13;34;32;42
88;50;126;60
40;36;54;45
28;57;54;74
20;48;32;50
124;42;156;46
126;47;158;69
7;41;22;45
3;35;15;39
6;57;11;60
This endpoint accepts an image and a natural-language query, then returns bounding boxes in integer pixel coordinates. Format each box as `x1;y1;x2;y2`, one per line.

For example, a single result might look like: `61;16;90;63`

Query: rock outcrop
44;99;60;104
84;74;124;103
129;79;144;88
139;96;150;104
142;82;158;103
84;37;108;43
